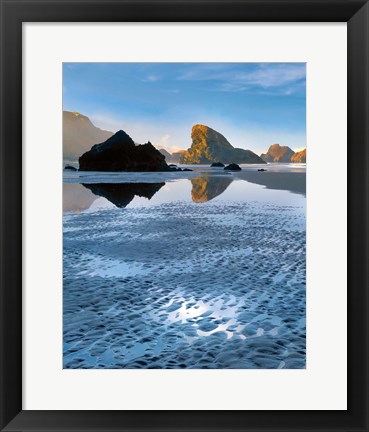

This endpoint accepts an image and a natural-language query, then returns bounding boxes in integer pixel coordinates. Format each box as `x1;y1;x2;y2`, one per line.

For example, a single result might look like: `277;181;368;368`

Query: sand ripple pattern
64;200;305;368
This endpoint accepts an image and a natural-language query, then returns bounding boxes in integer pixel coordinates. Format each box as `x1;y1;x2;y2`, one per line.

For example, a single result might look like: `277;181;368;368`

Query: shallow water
63;166;306;369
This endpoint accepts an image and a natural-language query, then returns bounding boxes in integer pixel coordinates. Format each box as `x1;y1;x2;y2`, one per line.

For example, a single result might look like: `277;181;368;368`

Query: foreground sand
63;181;306;369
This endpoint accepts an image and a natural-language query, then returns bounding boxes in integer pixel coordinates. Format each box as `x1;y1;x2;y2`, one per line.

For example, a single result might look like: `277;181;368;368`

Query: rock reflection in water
82;182;165;208
63;183;97;212
191;174;233;203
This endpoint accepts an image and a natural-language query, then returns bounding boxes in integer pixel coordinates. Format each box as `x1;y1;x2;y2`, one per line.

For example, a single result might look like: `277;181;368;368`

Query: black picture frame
1;1;368;431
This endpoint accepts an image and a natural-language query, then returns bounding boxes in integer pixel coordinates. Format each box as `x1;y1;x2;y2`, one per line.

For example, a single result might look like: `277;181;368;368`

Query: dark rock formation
260;144;295;163
63;111;112;162
210;162;225;167
79;130;170;172
291;148;306;163
64;164;77;171
191;175;233;203
182;168;193;172
224;163;241;171
82;182;165;208
258;168;267;172
180;125;265;165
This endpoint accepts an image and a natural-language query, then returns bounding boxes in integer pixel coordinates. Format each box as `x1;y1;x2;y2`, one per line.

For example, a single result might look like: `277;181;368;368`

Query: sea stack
260;144;295;163
180;124;265;165
79;130;170;172
224;163;241;171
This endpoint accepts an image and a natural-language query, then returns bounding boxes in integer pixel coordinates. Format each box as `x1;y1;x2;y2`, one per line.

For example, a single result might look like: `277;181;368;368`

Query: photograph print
63;62;306;369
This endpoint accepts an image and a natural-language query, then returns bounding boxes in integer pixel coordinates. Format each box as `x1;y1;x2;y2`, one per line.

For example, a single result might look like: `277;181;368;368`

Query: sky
63;62;306;155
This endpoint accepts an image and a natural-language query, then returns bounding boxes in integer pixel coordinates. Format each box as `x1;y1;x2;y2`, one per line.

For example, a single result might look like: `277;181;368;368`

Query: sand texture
63;180;306;369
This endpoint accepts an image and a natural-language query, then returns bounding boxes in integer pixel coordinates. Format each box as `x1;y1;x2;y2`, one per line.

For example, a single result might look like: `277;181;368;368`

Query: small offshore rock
224;163;241;171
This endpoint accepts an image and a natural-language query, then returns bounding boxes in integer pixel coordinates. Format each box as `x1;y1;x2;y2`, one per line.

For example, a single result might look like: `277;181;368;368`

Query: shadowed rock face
79;130;170;172
191;175;233;203
260;144;295;163
180;124;265;165
82;182;165;208
291;149;306;163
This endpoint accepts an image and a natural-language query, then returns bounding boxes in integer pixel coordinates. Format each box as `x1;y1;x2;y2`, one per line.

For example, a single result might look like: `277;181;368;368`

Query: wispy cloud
235;64;305;88
177;63;305;95
64;63;306;154
142;74;160;82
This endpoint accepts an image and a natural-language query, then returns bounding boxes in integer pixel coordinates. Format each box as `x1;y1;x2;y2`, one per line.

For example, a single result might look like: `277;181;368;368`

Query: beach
63;164;306;368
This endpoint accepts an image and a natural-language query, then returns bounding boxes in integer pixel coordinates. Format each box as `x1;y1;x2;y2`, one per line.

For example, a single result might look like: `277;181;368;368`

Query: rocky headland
180;125;265;165
63;111;113;162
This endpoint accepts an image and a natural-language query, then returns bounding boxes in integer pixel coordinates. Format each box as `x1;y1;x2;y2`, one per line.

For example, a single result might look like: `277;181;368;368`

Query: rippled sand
63;194;306;368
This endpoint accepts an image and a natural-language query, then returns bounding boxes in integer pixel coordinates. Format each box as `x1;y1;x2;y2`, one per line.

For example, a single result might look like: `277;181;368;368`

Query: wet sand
235;171;306;195
63;182;306;369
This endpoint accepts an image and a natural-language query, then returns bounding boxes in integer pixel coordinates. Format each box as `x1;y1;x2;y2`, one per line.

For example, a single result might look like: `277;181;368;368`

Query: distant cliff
260;144;306;163
180;125;265;165
260;144;295;163
79;130;170;172
158;148;171;160
169;150;186;163
158;148;186;163
63;111;113;162
291;148;306;163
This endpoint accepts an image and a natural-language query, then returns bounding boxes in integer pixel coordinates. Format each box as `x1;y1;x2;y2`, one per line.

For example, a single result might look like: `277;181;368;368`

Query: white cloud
154;134;183;152
235;64;305;88
177;63;305;95
142;74;160;82
89;113;191;151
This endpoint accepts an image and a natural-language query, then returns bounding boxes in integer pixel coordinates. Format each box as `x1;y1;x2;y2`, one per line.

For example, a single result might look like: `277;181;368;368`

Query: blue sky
63;63;306;154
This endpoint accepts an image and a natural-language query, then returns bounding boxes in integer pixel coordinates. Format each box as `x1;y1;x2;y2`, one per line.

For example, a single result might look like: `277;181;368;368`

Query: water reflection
235;171;305;196
64;183;97;212
63;169;306;212
191;174;233;203
82;182;165;208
